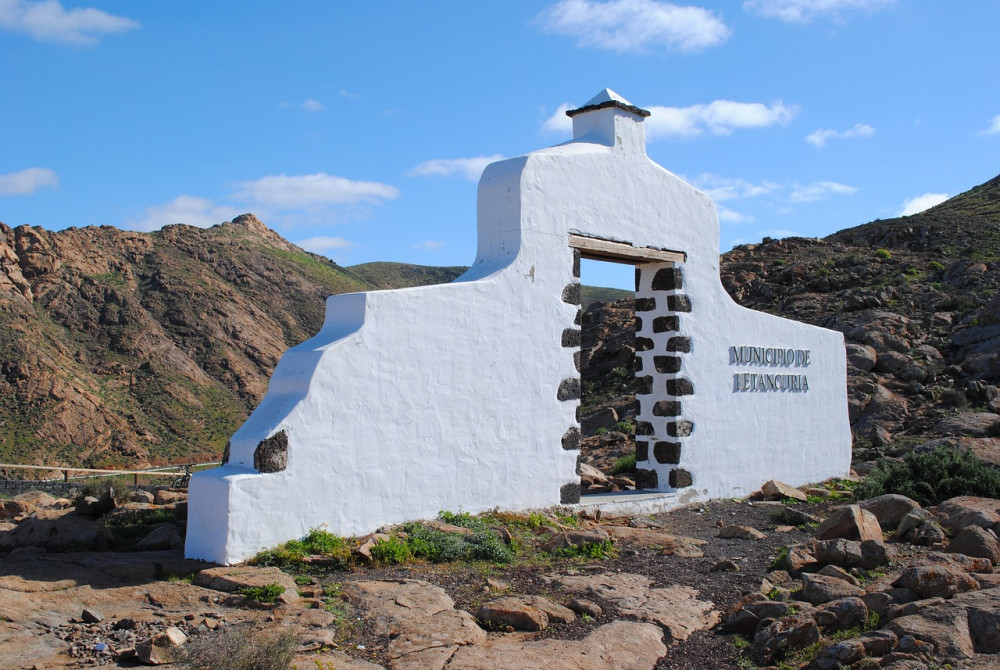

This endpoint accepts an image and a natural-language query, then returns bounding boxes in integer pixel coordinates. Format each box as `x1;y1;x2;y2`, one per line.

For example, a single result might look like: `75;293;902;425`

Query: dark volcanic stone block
653;316;679;333
558;378;581;401
636;468;659;490
654;356;680;374
635;297;656;312
651;267;682;291
254;431;288;474
654;441;681;464
669;468;693;488
666;337;691;353
560;482;581;504
667;378;694;396
667;295;692;312
562;427;581;451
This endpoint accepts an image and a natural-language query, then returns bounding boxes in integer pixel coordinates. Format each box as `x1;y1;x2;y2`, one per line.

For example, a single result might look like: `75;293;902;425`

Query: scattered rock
859;494;921;530
944;525;1000;565
746;614;819;666
814;505;883;542
892;561;980;599
478;597;549;631
936;496;1000;534
760;480;808;502
799;573;865;604
136;626;187;665
567;598;602;618
547;572;719;642
718;525;766;540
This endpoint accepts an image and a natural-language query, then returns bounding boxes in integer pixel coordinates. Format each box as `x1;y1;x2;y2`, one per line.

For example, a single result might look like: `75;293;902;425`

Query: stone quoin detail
185;88;851;565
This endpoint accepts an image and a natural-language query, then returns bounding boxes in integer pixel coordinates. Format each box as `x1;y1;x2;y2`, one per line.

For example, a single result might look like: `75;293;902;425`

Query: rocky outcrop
0;216;399;468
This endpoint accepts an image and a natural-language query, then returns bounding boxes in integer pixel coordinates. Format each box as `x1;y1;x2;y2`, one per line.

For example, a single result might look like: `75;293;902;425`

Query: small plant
555;540;616;559
875;248;892;260
369;536;413;564
594;427;608;436
611;420;635;435
237;582;286;604
608;453;636;475
930;260;946;271
175;624;295;670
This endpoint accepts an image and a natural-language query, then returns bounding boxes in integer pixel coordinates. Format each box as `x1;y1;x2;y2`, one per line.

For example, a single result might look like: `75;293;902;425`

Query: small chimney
566;88;650;154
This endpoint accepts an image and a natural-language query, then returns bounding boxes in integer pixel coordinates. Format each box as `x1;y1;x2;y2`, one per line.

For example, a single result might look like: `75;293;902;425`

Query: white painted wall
186;91;851;565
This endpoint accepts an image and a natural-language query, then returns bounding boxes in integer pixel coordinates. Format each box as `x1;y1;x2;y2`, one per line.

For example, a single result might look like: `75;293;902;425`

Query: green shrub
555;540;616;559
611;420;635;435
608;453;636;475
854;446;1000;505
930;260;946;271
175;624;295;670
594;427;608;436
251;527;353;569
237;583;285;603
875;248;892;260
369;536;412;564
404;522;469;562
465;530;514;563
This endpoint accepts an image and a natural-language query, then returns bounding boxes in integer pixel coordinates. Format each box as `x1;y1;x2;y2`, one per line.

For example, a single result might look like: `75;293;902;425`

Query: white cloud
538;0;730;53
647;100;797;138
339;89;360;100
408;155;505;181
789;181;857;202
231;173;399;209
300;99;323;112
743;0;895;23
414;240;444;251
130;195;240;232
0;167;58;195
689;173;780;201
296;236;355;254
542;103;574;135
0;0;139;45
542;99;796;138
717;205;753;224
981;114;1000;136
806;122;874;148
899;192;948;216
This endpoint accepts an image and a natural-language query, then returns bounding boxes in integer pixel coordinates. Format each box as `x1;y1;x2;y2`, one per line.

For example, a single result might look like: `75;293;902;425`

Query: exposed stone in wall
253;431;288;474
669;468;693;488
222;441;231;465
562;283;581;305
562;427;581;451
558;378;581;401
634;262;695;491
560;482;581;504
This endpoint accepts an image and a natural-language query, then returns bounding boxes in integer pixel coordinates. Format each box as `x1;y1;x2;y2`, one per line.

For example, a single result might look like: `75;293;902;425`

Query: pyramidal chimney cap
566;88;651;118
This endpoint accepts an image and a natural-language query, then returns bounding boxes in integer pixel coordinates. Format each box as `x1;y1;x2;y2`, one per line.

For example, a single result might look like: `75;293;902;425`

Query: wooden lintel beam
568;234;685;264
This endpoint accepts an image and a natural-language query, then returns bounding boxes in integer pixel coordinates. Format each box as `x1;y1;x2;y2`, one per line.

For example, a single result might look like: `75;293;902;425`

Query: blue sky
1;0;998;289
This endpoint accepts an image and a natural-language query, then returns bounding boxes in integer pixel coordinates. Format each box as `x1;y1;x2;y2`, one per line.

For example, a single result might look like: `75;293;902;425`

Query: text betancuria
730;345;811;393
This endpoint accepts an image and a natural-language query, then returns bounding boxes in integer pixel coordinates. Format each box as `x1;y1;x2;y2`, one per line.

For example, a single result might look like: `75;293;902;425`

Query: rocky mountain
0;214;403;469
577;173;1000;468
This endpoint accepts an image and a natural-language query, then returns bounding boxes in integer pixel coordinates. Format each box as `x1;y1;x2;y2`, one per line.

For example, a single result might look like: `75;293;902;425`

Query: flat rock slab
194;565;300;604
602;526;706;557
342;579;487;668
546;572;719;642
447;620;667;670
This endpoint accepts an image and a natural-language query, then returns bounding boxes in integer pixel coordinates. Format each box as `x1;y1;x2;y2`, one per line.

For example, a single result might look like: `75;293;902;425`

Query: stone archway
563;235;689;496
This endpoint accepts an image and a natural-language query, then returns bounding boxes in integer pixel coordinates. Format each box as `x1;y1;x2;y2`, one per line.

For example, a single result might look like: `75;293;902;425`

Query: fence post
63;470;69;482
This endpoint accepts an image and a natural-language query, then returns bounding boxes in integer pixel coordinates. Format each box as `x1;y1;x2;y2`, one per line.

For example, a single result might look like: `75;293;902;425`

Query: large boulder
859;494;921;531
936;497;1000;534
799;573;865;605
815;505;883;543
944;526;1000;566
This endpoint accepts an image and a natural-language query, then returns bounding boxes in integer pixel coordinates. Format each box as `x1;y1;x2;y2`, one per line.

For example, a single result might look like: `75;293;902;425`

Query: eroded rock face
546;572;719;642
253;430;288;473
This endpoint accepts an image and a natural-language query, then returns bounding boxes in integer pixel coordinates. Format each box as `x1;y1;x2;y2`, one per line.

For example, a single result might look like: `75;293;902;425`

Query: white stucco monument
186;89;851;565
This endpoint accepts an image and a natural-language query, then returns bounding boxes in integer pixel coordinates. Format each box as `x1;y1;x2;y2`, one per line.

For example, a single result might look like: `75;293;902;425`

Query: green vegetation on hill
346;261;468;290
